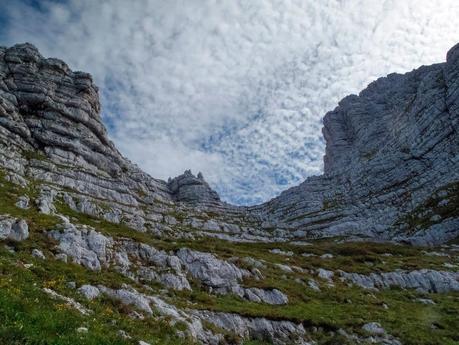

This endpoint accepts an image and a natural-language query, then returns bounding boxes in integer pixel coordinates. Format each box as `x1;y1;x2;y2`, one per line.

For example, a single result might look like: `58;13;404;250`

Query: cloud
2;0;459;204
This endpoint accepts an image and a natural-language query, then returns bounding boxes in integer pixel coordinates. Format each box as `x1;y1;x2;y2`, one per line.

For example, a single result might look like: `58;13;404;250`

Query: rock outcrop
168;170;221;205
77;283;305;345
340;269;459;293
49;221;289;304
0;216;28;241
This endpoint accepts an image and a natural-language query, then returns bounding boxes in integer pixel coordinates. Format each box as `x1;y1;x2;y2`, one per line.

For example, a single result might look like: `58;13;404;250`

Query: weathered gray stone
78;284;100;300
250;42;459;245
98;285;154;314
43;288;91;315
317;268;334;282
48;223;113;271
0;216;29;242
307;279;321;292
270;248;294;256
416;298;435;305
243;288;289;305
3;40;459;345
117;330;131;339
32;249;45;259
36;186;57;214
242;257;266;269
168;170;220;205
159;273;191;291
4;42;459;247
176;248;288;304
362;322;385;335
176;248;249;288
194;310;309;345
55;253;68;262
15;195;29;209
9;219;29;241
275;263;293;273
341;269;459;293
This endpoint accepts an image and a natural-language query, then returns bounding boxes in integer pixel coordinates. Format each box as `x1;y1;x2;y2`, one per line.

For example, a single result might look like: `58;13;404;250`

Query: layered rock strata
0;42;459;247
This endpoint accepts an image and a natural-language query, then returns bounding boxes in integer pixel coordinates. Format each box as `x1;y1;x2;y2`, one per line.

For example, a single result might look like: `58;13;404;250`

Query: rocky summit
0;42;458;345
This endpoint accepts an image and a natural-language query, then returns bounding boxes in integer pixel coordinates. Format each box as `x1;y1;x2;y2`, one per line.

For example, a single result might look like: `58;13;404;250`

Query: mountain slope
0;43;458;345
1;42;459;245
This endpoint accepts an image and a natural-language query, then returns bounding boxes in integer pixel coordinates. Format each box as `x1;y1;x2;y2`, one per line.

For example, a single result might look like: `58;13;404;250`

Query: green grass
172;280;459;345
0;173;190;344
397;181;459;233
0;248;189;345
165;238;459;345
0;171;459;344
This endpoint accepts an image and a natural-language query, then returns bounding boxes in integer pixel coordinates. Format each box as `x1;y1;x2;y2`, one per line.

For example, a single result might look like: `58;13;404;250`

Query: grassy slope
0;174;458;345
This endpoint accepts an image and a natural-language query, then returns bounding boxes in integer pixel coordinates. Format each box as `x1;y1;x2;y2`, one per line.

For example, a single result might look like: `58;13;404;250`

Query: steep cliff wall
258;43;459;245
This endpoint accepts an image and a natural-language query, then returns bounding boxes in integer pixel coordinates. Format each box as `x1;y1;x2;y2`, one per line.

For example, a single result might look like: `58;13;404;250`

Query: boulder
48;223;113;271
317;268;334;281
15;195;30;209
32;249;45;259
168;170;221;205
244;288;288;305
159;273;191;291
36;187;57;214
78;284;101;300
176;248;249;288
362;322;385;335
0;216;29;242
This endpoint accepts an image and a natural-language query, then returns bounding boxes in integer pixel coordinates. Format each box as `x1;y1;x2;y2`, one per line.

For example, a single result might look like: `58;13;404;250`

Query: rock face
341;269;459;293
168;170;221;205
77;284;100;300
49;223;113;271
176;248;288;304
86;283;301;345
48;222;288;304
193;310;309;345
0;216;28;241
254;42;459;245
0;43;122;175
1;42;459;246
176;248;250;289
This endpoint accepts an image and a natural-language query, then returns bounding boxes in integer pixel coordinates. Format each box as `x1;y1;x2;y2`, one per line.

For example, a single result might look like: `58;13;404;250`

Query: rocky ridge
0;42;459;345
0;43;457;246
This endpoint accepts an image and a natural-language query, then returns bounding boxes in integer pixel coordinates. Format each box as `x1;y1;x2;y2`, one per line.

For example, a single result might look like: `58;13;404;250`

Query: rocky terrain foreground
0;42;458;345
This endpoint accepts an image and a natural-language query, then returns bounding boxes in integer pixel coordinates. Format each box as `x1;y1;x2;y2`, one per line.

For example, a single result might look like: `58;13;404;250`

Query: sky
1;0;459;205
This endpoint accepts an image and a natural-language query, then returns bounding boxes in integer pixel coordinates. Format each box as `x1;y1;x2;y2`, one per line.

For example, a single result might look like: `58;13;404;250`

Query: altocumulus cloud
1;0;459;205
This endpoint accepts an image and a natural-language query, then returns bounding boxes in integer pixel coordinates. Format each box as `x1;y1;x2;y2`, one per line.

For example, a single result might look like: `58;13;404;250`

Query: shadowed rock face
0;42;458;245
168;170;221;205
0;43;120;174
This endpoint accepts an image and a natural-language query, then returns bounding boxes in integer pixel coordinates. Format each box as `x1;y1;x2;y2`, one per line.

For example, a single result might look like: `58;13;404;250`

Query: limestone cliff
0;42;458;245
257;43;459;245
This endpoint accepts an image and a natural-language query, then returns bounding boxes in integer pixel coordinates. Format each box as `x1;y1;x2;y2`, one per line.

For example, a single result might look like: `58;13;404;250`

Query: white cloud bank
2;0;459;204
